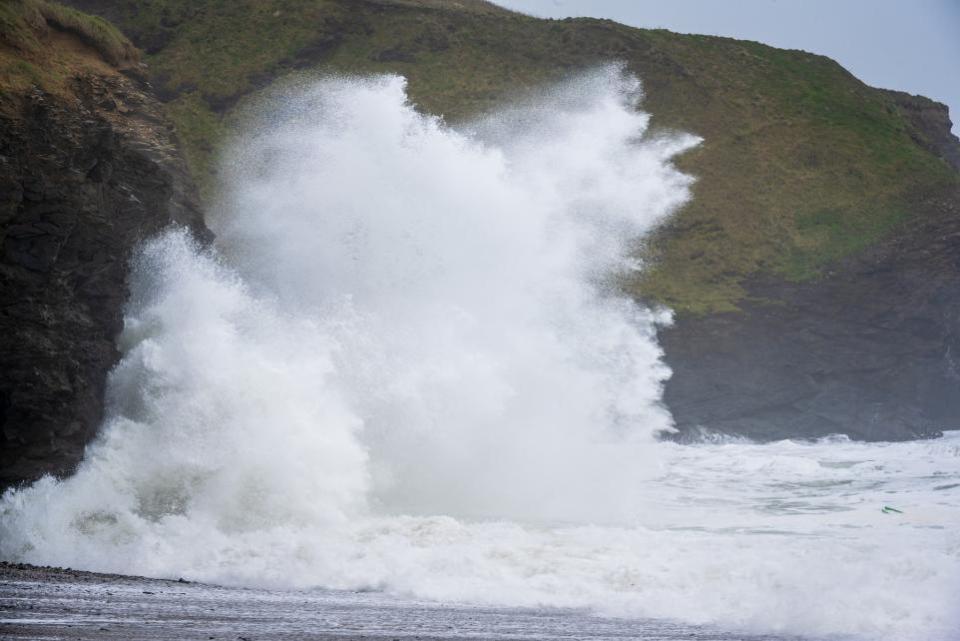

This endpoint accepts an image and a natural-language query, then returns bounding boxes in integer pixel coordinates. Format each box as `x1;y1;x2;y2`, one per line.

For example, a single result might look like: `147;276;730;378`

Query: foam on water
1;68;958;641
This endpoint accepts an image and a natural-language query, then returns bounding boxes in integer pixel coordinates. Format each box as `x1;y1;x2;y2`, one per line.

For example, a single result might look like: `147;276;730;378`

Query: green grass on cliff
0;0;137;99
35;1;138;66
0;0;136;67
27;0;960;312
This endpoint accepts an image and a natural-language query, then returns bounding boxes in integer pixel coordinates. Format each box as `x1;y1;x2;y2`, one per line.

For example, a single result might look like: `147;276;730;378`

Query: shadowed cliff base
662;185;960;442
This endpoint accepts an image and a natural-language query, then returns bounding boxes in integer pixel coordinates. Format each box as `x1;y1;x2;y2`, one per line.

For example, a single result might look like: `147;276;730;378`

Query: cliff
882;90;960;171
0;1;207;489
662;185;960;441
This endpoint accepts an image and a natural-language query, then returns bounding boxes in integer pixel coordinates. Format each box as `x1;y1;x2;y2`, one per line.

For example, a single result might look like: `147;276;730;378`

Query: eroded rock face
0;73;208;490
883;90;960;171
661;87;960;443
662;188;960;442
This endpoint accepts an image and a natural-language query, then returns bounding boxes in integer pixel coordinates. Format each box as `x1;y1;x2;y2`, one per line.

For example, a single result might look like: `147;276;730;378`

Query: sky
495;0;960;134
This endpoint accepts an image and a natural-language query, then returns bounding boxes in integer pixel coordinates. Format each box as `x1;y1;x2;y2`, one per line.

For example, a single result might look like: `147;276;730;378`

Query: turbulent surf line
1;67;958;641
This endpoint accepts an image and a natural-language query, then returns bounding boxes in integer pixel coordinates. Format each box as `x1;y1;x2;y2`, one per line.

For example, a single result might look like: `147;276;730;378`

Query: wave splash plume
2;68;958;641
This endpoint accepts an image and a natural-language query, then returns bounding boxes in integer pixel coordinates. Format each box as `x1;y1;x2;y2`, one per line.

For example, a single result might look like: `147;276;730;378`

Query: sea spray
209;69;694;520
2;67;958;641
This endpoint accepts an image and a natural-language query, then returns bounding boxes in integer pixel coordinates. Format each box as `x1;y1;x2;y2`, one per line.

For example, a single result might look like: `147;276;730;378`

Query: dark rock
281;34;343;69
202;89;243;114
662;187;960;441
882;90;960;171
375;46;417;63
0;73;208;491
415;29;451;53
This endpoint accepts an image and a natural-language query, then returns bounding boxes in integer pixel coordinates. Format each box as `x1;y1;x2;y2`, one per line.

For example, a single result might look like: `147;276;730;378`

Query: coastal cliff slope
0;1;207;488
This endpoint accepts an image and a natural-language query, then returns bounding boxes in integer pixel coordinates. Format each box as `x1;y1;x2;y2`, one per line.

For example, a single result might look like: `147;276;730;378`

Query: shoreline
0;561;190;587
1;561;804;641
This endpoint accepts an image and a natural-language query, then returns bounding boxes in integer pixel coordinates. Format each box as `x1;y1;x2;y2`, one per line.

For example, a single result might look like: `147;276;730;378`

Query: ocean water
1;67;958;641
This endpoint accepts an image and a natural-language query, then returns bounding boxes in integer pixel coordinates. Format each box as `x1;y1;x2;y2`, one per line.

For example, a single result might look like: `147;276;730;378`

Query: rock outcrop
661;96;960;441
0;18;207;490
662;187;960;441
883;90;960;171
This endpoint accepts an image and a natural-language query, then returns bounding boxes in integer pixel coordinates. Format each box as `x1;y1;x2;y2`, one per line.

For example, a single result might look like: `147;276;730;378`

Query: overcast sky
495;0;960;134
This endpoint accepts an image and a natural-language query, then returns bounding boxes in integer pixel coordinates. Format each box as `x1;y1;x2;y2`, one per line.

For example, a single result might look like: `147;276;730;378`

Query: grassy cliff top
0;0;138;99
36;0;960;312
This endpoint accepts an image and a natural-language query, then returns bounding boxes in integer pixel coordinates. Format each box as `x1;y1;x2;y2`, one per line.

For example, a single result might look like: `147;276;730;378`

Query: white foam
2;68;958;641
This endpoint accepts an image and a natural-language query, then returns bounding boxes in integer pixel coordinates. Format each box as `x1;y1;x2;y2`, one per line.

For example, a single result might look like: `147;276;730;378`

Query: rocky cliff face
0;24;207;489
660;99;960;441
662;186;960;441
883;90;960;171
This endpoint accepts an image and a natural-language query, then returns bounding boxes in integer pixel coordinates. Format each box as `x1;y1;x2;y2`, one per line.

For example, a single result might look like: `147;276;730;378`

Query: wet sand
0;562;807;640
